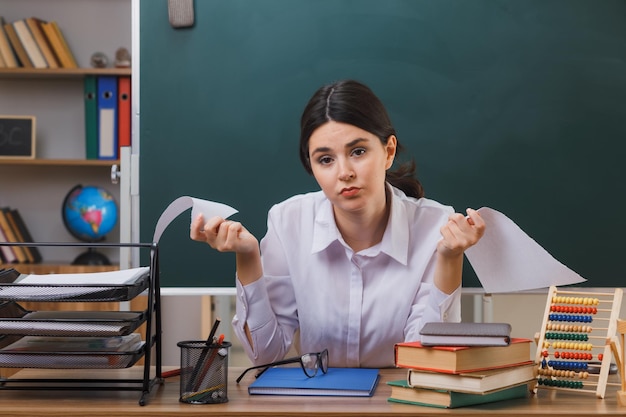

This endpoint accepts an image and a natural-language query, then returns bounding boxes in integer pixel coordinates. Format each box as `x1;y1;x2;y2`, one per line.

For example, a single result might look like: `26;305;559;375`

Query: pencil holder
177;340;231;404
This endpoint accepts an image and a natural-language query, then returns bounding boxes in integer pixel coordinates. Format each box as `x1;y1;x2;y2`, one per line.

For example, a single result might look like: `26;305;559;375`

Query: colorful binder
84;75;98;159
97;76;118;160
117;76;131;154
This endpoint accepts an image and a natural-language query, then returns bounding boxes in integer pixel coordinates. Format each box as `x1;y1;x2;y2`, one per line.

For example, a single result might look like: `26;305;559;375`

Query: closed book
40;21;76;68
96;76;118;159
248;367;379;397
49;21;77;67
84;75;98;159
387;379;529;409
3;209;33;263
0;17;18;68
0;208;27;263
25;17;59;68
419;322;512;346
8;209;42;263
394;338;532;374
117;76;132;152
3;22;32;68
12;19;47;68
407;363;536;394
0;223;18;263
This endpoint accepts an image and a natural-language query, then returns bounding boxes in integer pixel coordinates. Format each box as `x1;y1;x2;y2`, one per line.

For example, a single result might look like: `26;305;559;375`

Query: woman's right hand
190;214;259;255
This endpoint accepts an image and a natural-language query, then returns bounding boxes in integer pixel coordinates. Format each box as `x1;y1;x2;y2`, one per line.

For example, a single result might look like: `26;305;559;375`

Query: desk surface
0;367;623;416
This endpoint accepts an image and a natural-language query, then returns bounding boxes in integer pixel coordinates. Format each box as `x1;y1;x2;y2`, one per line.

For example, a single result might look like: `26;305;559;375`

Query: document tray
0;342;146;369
0;274;149;302
0;302;147;337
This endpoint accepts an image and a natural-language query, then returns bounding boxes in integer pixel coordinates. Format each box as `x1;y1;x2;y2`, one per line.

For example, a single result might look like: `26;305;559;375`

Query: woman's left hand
437;208;485;258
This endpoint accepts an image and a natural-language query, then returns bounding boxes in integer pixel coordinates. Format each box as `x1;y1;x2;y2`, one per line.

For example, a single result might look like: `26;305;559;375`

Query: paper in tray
0;267;150;302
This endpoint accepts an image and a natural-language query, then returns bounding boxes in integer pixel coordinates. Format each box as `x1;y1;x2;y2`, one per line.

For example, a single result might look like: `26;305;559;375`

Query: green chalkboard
140;0;626;288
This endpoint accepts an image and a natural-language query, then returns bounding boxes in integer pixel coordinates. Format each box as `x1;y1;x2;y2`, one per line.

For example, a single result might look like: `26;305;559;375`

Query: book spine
50;21;77;68
40;21;74;69
9;209;42;263
3;22;32;68
12;19;47;68
25;17;59;68
0;17;18;68
0;208;27;263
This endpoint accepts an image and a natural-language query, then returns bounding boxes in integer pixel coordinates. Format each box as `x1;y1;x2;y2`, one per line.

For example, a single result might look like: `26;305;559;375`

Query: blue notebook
247;367;380;397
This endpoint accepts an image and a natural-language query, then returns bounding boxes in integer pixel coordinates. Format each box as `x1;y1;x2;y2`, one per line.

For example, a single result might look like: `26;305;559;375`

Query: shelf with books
0;67;131;78
0;1;131;267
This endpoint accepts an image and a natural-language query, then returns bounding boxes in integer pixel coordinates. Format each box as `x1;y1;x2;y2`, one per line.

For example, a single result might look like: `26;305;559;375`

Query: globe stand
72;247;111;266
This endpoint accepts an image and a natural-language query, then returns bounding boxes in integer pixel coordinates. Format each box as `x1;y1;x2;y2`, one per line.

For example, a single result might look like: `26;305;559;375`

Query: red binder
118;76;131;154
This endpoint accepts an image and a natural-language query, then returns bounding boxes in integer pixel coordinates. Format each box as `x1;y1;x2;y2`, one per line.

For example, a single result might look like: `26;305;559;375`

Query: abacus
534;286;623;399
617;319;625;406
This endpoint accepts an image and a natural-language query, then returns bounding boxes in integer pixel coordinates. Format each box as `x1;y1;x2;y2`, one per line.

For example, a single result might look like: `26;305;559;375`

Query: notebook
419;322;512;346
247;367;380;397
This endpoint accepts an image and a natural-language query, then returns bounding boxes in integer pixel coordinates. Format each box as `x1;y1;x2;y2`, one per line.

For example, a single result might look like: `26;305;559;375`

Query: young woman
190;80;485;368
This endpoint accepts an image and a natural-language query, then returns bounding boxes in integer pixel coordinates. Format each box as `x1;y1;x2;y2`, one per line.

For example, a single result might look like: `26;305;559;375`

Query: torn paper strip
153;196;238;243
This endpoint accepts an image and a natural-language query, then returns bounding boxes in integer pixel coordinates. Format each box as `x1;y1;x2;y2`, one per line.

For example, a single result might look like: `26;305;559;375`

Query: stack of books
0;15;77;69
0;206;41;265
389;322;536;409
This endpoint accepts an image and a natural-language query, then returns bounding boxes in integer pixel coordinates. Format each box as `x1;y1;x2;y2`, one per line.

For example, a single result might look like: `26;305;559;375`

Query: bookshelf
0;0;131;269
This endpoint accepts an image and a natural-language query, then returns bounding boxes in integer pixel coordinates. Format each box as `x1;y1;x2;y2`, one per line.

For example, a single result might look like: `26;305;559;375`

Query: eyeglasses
236;349;329;383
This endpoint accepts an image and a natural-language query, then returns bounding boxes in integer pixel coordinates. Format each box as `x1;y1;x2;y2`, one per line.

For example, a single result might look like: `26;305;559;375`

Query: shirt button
443;313;448;320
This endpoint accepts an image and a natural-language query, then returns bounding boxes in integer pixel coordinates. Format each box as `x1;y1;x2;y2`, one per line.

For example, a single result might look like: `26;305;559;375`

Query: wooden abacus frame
617;319;626;406
534;286;622;399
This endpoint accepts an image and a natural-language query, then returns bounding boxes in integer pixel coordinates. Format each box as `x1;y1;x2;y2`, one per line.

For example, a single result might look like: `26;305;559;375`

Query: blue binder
96;76;118;159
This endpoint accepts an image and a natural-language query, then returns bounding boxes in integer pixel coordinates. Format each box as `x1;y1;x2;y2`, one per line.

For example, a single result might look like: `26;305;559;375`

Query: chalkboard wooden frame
0;115;36;159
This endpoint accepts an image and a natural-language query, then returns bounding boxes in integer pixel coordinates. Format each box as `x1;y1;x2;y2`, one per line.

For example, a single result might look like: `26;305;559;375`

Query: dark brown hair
299;79;424;199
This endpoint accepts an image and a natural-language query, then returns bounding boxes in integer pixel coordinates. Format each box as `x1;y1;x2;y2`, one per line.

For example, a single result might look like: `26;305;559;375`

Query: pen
194;333;226;391
186;318;221;392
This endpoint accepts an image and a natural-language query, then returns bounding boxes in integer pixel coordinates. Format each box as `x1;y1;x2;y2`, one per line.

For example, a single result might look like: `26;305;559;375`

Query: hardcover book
247;367;379;397
394;338;532;374
3;22;32;68
0;17;18;68
387;379;529;409
25;17;59;68
8;208;42;263
12;19;47;68
419;322;512;346
407;363;536;394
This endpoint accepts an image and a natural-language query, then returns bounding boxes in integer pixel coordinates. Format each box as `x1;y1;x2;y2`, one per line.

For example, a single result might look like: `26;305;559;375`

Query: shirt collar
310;184;409;265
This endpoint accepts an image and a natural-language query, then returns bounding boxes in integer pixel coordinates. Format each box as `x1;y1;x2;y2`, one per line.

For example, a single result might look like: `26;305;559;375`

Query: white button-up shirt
233;185;461;368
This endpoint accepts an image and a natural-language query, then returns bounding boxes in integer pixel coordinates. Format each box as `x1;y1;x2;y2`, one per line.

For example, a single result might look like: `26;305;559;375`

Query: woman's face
308;121;396;215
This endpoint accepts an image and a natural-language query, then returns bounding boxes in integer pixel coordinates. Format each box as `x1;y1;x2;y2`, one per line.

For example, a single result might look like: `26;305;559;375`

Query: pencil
186;318;221;392
162;368;181;378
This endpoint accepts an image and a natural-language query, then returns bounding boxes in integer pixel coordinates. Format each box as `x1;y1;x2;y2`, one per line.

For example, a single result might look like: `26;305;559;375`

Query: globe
62;185;118;265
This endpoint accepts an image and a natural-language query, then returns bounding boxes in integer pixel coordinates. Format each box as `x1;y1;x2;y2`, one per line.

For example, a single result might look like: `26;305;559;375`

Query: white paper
16;267;149;285
465;208;586;293
0;267;151;300
152;196;238;243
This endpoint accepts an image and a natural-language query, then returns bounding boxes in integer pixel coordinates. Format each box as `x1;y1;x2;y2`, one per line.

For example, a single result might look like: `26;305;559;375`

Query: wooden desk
0;367;622;416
